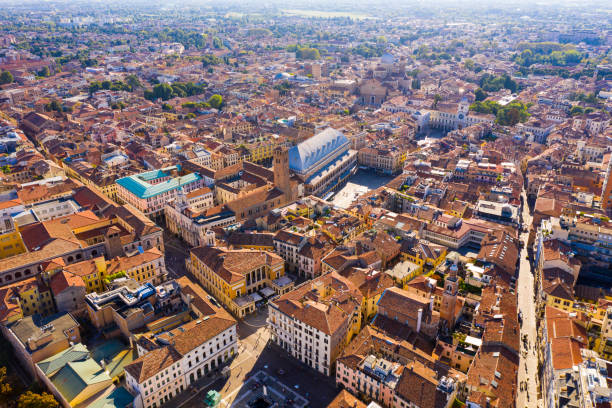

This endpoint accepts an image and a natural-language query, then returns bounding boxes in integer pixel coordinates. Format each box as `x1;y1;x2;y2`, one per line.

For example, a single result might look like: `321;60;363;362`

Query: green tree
17;391;57;408
207;94;223;109
45;100;62;112
433;94;442;109
296;47;320;60
570;105;584;116
376;36;387;44
150;83;174;101
411;78;421;89
38;66;50;77
496;101;530;126
0;71;13;85
201;54;222;67
503;75;518;93
212;37;223;49
88;81;102;94
125;75;141;91
474;88;487;102
479;73;517;93
463;59;475;71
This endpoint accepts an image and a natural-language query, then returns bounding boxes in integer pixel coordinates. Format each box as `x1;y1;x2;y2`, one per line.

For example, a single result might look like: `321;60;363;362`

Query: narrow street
516;189;539;408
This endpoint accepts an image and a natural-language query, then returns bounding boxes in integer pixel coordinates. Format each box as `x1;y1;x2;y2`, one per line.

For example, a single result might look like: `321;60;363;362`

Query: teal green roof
88;386;134;408
116;165;202;199
91;339;137;380
51;358;111;403
37;343;90;376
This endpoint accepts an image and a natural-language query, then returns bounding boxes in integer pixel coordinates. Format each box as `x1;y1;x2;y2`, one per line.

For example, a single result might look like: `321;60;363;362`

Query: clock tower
440;264;459;329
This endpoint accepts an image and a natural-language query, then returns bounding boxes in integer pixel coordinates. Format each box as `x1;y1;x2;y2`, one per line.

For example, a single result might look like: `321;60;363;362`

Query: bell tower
274;147;292;202
176;187;188;210
440;264;459;329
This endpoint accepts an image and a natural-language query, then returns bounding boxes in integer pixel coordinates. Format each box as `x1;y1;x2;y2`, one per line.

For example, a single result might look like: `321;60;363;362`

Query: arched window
91;250;98;257
5;275;12;282
67;256;74;262
24;269;31;275
76;254;82;260
15;272;22;279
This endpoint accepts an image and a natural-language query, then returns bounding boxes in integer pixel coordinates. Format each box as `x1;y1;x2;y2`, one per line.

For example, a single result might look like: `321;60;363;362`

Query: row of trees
155;28;208;50
569;92;600;105
201;54;223;67
143;82;207;101
180;94;223;110
569;106;598;116
350;43;385;59
512;42;583;67
470;100;531;126
88;75;141;94
513;48;583;67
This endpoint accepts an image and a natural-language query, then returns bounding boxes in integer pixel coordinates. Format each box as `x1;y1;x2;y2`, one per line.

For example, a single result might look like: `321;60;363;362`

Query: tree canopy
201;54;222;67
17;391;57;408
286;45;320;60
474;88;488;102
155;28;208;49
512;42;583;67
570;106;584;116
144;82;207;101
478;73;517;93
207;94;223;109
470;100;530;126
89;79;134;94
0;71;13;85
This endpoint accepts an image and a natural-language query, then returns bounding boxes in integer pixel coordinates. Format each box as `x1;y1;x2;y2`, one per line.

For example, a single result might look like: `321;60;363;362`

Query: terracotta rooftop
326;390;366;408
190;246;284;284
124;346;182;383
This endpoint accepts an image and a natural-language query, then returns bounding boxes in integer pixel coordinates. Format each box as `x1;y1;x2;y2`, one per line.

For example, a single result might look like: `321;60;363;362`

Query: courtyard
329;169;394;208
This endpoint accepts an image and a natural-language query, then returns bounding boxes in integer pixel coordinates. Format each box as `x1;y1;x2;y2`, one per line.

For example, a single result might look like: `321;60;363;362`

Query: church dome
381;53;396;65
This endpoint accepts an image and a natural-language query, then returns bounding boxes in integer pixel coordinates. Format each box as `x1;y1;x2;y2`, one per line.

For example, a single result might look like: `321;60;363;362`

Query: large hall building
287;127;357;198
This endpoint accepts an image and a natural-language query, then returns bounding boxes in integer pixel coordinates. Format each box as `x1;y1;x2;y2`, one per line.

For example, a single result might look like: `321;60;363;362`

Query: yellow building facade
189;248;285;318
0;229;26;259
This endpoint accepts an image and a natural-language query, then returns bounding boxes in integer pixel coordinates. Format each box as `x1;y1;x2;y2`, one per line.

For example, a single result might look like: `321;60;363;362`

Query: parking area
227;370;308;408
